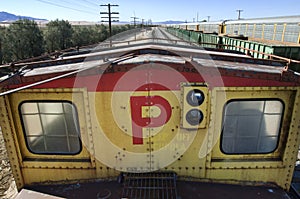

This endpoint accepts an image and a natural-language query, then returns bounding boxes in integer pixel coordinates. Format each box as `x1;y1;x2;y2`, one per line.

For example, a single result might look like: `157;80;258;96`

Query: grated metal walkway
121;171;178;199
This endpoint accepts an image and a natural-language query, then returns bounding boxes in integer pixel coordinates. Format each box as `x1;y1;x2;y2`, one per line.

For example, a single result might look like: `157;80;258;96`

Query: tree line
0;19;133;64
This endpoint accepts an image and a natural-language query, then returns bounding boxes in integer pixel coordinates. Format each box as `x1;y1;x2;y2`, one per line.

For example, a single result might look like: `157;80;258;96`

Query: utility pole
236;9;243;20
100;4;119;38
142;19;144;28
131;16;139;27
207;16;210;22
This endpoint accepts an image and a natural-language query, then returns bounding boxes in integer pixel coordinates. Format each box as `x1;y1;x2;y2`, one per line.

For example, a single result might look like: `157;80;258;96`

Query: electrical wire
35;0;98;16
55;0;99;12
80;0;100;7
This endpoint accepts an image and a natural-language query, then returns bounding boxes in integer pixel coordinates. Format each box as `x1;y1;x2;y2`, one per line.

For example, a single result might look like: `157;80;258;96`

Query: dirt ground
0;129;17;199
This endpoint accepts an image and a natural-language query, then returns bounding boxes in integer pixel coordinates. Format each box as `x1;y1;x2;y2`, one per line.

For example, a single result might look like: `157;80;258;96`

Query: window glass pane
65;113;80;136
27;136;45;153
22;115;43;136
225;101;264;115
264;101;283;113
235;138;258;153
222;116;237;137
63;103;74;114
237;115;261;137
21;103;39;114
221;100;283;154
46;137;69;152
38;103;63;114
20;102;81;154
222;138;235;153
41;115;66;135
261;115;282;136
69;137;81;152
258;137;278;153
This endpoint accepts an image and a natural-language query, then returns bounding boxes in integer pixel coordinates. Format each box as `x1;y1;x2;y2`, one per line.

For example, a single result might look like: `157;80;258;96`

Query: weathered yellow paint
207;87;300;189
21;168;97;185
142;105;161;118
0;96;24;189
262;24;265;39
3;88;98;189
282;23;287;42
8;89;92;164
1;86;299;190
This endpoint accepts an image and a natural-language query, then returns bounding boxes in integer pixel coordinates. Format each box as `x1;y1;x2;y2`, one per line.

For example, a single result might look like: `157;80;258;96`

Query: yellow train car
0;40;300;198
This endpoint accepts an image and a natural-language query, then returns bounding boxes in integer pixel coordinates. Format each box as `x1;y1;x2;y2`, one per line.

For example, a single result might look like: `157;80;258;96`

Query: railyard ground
0;129;17;199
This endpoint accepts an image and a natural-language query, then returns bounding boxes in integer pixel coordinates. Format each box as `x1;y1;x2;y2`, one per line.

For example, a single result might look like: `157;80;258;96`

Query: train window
20;101;81;155
221;100;283;154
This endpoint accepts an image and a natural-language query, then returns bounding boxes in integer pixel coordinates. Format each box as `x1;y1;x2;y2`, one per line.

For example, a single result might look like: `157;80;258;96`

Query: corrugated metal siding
284;24;300;43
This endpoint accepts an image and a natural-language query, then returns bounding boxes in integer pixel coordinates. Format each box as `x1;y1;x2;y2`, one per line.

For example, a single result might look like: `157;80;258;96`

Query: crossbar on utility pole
100;3;119;46
131;16;139;27
236;9;243;20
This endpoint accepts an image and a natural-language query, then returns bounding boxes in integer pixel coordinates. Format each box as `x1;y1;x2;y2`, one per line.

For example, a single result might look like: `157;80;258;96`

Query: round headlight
186;89;205;106
186;109;203;126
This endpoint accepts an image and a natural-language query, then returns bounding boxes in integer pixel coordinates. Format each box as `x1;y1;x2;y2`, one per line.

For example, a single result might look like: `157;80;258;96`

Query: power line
80;0;100;7
55;0;99;12
35;0;98;16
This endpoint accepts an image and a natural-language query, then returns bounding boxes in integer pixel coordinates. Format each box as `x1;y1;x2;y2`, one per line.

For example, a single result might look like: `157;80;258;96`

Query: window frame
19;100;82;155
220;98;285;155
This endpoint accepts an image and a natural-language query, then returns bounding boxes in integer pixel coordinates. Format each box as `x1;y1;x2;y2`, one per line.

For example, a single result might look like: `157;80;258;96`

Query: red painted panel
6;68;297;91
130;96;172;145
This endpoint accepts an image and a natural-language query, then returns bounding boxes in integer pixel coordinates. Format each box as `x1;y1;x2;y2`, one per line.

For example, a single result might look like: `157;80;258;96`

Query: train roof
22;43;284;77
226;15;300;24
179;15;300;26
0;38;299;95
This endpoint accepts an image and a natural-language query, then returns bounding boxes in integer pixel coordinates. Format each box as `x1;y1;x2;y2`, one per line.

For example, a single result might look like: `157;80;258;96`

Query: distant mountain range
0;11;46;22
154;20;185;25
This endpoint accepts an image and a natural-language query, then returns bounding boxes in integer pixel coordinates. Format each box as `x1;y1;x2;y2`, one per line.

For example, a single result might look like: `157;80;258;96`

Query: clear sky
1;0;300;22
